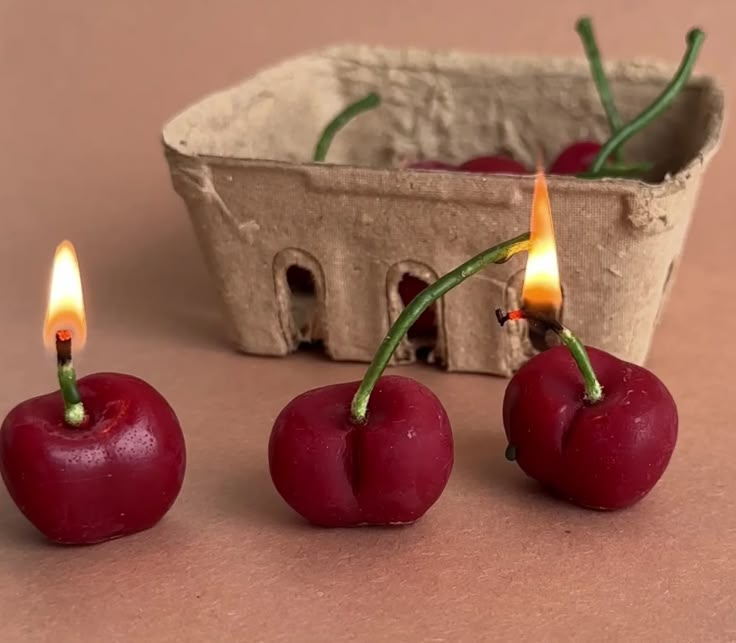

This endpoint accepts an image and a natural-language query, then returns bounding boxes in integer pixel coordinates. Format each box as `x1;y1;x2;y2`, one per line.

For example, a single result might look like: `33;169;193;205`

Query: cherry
0;372;186;544
548;141;604;175
268;234;531;528
269;375;453;526
499;323;677;510
458;156;529;174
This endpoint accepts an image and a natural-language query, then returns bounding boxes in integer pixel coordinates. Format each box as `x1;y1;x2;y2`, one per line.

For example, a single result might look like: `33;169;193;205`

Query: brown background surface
0;1;734;641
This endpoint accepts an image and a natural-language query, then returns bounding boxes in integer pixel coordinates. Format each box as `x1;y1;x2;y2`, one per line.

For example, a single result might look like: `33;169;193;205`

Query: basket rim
162;43;726;199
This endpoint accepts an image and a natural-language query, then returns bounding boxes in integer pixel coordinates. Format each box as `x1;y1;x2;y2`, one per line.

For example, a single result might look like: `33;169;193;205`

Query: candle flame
521;167;562;316
43;240;87;351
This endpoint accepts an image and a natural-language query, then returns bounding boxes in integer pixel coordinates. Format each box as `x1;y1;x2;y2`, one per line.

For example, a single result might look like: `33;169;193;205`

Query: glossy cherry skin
548;140;603;174
458;155;528;174
0;372;186;544
269;375;453;527
503;346;678;510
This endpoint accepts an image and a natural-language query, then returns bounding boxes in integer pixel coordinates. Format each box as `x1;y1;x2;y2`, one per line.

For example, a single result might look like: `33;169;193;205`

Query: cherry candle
0;241;187;544
497;172;678;510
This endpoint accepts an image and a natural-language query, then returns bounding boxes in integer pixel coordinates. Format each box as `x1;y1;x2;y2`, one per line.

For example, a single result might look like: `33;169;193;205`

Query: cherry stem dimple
587;28;706;176
313;92;382;163
575;16;623;161
496;309;604;404
56;331;86;427
350;232;532;424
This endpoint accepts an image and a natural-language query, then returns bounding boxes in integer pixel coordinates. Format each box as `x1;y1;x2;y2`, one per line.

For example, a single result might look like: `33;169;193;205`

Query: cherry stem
313;92;381;162
496;309;604;404
575;16;623;161
576;161;653;179
56;332;85;427
588;28;705;176
350;232;531;424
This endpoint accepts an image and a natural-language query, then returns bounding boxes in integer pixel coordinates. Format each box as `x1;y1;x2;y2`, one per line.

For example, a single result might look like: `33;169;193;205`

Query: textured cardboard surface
1;1;736;642
163;47;723;376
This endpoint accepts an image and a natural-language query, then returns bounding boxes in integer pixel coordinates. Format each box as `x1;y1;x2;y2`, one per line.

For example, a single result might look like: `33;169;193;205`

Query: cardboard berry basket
161;44;724;376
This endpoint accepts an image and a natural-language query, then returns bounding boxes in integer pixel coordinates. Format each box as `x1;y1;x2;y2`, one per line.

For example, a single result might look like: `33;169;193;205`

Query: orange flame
521;166;562;316
43;240;87;351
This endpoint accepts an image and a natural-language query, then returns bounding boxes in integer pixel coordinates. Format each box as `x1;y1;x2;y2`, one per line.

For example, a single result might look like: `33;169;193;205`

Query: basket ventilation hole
286;265;323;351
398;274;438;363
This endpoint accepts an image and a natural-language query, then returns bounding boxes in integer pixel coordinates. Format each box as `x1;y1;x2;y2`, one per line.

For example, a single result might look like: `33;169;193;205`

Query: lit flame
521;166;562;315
43;240;87;351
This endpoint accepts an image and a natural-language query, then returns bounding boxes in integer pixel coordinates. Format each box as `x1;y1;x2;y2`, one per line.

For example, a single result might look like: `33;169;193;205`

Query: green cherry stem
313;92;382;162
576;16;623;160
350;232;531;424
576;161;654;179
588;28;705;176
56;331;86;427
553;324;604;403
496;309;604;404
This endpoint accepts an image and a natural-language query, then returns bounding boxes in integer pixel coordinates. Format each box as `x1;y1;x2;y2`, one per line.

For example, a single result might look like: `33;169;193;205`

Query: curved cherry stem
56;331;85;426
553;324;604;403
576;16;623;161
496;309;604;404
350;233;532;424
588;28;705;176
313;92;381;162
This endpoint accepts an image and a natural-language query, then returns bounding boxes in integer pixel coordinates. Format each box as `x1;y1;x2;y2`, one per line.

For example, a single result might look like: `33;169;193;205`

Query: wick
496;308;563;332
496;307;604;404
55;330;86;427
495;309;527;326
497;306;561;352
56;329;73;366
